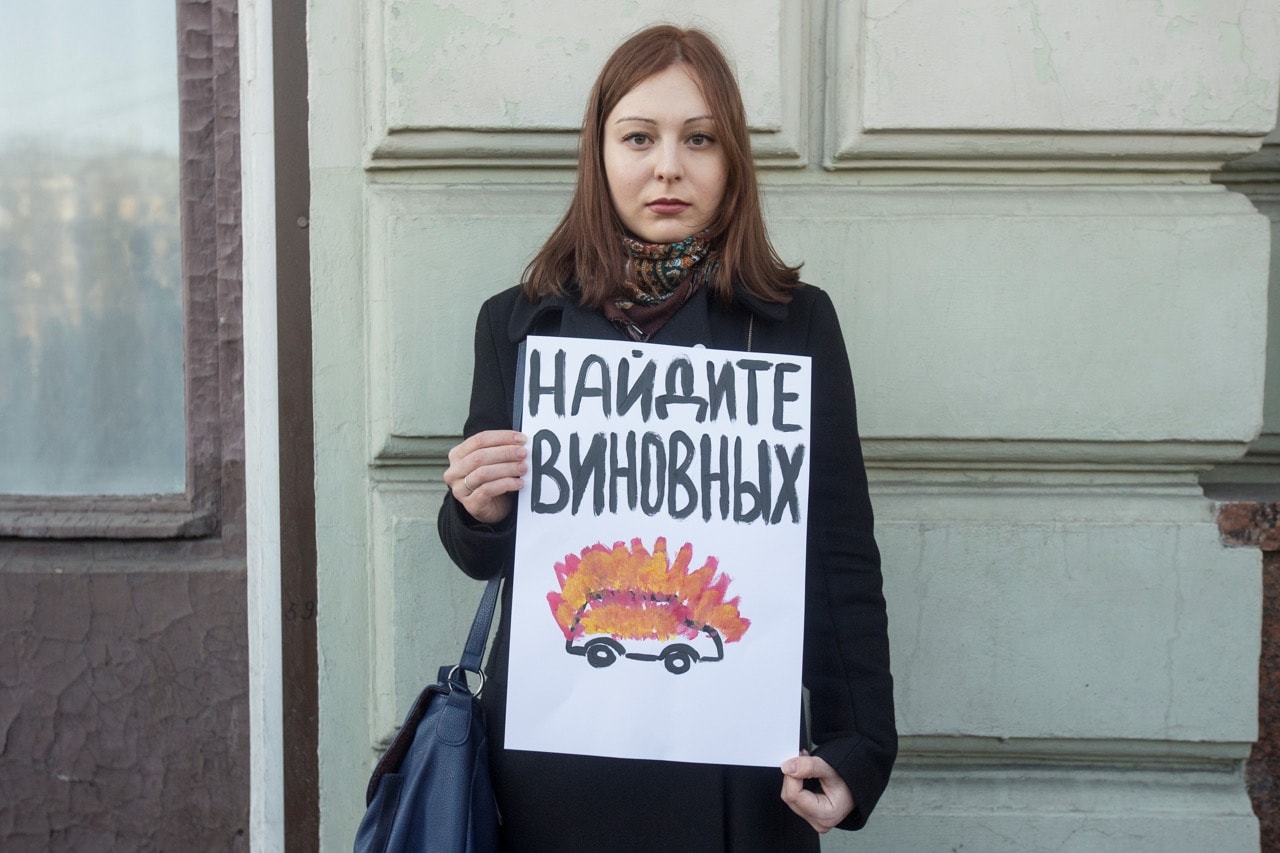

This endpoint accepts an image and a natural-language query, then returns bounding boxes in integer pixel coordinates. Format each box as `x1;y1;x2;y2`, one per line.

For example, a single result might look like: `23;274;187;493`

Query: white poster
504;335;811;767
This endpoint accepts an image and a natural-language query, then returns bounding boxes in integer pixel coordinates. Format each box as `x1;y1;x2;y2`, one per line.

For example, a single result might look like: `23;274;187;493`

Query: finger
456;489;516;526
460;443;528;475
779;765;823;810
779;755;850;833
779;779;831;834
448;430;525;464
460;476;525;505
457;466;526;501
780;770;805;802
781;755;835;782
455;460;529;496
781;789;840;833
445;435;527;490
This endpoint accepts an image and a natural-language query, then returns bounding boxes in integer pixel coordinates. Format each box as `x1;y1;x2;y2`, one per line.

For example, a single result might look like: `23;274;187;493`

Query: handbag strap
455;573;502;681
446;340;523;692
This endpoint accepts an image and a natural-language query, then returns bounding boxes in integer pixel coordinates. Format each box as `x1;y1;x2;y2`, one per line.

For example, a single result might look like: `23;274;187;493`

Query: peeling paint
1021;0;1059;85
1219;19;1247;65
1185;74;1273;129
0;572;249;849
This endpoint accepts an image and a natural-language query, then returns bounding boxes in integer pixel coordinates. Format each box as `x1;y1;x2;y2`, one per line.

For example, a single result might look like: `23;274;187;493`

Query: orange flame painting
546;537;750;674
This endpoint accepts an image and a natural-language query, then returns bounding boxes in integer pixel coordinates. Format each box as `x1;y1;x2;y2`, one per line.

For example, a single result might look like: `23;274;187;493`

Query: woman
437;25;895;851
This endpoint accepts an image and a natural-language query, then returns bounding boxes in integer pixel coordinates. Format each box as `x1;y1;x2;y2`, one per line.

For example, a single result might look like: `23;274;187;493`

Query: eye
687;132;715;148
622;132;652;147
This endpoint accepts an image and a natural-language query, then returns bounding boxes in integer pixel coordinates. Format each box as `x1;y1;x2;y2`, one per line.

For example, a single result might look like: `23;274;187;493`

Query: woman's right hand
443;430;528;525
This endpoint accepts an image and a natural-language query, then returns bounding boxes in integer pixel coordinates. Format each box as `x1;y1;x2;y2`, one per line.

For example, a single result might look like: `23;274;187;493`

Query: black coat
438;281;896;852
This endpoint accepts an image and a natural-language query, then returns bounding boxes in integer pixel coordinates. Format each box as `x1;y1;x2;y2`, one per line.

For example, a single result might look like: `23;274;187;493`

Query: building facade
302;1;1280;850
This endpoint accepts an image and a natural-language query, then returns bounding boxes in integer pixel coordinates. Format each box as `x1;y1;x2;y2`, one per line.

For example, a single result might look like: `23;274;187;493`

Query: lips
646;198;691;215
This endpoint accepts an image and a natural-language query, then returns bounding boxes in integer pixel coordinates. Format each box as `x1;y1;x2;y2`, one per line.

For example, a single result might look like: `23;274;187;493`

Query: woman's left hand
780;751;855;833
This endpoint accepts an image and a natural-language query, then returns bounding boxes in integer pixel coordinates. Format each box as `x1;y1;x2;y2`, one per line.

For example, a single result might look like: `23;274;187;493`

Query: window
0;0;230;537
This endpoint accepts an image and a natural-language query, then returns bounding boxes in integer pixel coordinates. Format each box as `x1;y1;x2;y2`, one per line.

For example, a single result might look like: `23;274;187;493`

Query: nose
655;141;683;182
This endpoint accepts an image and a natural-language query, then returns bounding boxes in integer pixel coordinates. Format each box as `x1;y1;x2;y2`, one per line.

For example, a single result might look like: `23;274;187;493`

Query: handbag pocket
354;771;405;853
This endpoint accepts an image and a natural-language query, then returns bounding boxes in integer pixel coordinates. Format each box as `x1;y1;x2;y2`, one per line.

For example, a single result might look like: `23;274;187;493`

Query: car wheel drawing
565;627;724;675
660;645;696;675
584;637;623;669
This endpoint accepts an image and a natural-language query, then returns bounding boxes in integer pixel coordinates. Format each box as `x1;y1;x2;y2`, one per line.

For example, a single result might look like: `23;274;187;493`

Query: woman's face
602;64;728;244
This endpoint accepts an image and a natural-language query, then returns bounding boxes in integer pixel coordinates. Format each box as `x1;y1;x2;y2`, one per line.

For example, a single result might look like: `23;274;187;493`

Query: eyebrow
612;114;715;125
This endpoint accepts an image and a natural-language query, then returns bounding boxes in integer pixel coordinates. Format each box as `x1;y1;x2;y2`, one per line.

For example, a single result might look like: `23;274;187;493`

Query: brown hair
522;25;800;308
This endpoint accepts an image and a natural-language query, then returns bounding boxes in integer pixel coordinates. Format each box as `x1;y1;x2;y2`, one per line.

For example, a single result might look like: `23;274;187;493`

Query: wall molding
364;0;808;169
824;0;1280;171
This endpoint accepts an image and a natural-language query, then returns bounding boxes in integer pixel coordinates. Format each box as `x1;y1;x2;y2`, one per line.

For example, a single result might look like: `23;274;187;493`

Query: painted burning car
546;537;750;676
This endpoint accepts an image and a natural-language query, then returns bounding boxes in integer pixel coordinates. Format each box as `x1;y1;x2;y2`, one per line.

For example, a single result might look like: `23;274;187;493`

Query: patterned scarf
605;231;720;341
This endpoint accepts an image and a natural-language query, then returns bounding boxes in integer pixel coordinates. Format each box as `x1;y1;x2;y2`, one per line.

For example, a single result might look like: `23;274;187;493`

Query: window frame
0;0;232;539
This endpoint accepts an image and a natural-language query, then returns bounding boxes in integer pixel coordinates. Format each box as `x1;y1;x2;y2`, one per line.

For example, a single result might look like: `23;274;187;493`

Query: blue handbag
354;575;502;853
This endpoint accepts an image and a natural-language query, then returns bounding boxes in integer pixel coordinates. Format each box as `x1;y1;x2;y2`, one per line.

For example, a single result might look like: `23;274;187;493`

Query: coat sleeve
801;289;897;830
437;294;520;581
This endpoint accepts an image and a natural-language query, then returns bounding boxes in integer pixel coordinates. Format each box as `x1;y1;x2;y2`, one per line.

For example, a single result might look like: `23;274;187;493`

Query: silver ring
447;665;486;698
462;475;476;494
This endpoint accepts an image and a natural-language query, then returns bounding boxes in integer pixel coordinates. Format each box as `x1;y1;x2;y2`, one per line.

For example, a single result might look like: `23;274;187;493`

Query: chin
632;222;702;244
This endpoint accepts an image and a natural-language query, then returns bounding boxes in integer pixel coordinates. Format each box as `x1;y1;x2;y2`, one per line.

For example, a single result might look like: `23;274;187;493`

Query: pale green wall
309;1;1280;849
1207;130;1280;490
